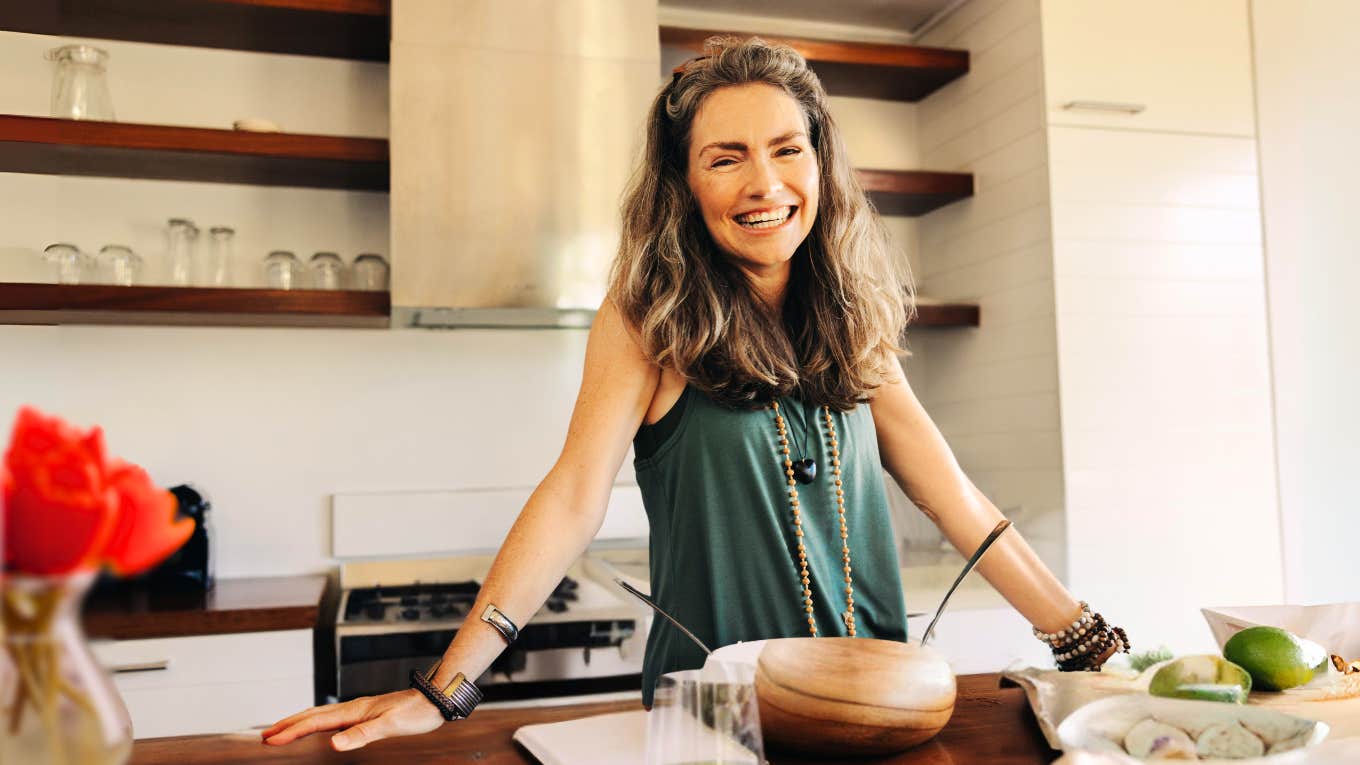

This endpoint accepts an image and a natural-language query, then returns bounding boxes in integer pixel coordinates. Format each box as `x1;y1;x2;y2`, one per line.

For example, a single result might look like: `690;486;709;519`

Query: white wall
1250;0;1360;606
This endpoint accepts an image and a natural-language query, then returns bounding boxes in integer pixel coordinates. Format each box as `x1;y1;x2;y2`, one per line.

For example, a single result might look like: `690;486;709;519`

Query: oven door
337;620;643;702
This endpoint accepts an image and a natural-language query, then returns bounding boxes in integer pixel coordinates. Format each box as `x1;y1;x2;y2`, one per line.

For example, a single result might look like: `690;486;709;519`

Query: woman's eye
779;147;802;156
712;158;735;168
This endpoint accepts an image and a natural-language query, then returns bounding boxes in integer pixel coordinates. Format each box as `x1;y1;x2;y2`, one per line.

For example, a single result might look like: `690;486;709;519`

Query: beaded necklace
770;399;856;637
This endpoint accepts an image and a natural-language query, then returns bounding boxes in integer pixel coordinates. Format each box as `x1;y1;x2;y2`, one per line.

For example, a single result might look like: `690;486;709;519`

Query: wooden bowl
752;637;956;756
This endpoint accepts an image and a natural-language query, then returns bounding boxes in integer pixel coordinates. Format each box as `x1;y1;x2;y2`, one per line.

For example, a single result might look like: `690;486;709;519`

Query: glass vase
1;573;133;765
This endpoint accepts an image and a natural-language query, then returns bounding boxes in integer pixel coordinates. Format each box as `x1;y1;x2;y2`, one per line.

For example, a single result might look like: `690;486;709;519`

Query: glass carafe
1;573;134;765
203;227;235;287
46;45;115;121
166;219;198;287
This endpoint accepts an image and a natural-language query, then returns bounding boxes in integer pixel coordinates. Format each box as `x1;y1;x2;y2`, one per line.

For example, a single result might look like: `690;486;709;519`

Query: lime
1223;626;1329;692
1149;655;1252;703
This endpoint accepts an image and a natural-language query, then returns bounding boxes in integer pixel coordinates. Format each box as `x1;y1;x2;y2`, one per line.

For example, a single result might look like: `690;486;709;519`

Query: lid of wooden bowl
757;637;954;711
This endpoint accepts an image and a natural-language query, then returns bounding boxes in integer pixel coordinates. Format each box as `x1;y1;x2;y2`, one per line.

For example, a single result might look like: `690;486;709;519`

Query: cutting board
513;710;647;765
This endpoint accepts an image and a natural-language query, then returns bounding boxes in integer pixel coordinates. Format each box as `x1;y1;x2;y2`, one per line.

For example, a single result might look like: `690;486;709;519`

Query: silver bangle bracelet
480;603;519;645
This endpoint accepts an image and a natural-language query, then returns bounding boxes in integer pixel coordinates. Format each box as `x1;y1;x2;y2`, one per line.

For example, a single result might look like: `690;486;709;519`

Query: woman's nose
743;156;785;198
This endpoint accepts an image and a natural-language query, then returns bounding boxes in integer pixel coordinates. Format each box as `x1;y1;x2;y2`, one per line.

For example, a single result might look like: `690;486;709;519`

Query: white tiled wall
909;0;1067;576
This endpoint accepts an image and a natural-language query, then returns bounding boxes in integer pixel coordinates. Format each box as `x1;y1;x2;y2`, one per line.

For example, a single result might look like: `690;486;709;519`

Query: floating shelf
660;26;969;102
0;283;390;328
0;115;388;190
0;0;390;61
1;117;970;216
859;169;974;217
913;302;980;328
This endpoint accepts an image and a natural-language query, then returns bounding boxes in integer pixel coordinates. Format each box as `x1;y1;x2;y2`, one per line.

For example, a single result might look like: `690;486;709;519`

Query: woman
263;37;1127;752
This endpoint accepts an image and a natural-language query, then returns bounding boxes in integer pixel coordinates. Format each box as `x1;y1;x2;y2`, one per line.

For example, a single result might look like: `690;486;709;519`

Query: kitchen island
130;673;1057;764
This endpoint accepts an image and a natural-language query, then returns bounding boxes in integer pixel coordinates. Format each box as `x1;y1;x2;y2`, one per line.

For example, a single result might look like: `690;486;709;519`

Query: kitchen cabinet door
1040;0;1255;136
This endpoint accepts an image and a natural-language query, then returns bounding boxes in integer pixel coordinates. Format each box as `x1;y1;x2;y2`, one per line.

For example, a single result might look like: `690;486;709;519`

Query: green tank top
633;384;909;707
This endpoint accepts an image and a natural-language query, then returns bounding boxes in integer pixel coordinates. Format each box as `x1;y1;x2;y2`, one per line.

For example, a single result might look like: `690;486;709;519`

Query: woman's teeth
735;206;793;229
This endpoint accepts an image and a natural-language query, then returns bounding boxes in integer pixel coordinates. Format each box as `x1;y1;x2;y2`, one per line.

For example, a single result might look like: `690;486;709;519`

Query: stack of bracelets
1032;601;1131;672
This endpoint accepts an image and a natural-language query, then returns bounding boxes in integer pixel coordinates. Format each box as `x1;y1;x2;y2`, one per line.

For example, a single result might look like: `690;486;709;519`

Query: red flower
3;408;118;575
101;460;193;577
2;406;192;577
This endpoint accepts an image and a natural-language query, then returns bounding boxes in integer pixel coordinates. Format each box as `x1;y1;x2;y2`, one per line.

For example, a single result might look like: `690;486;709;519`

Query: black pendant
792;458;817;484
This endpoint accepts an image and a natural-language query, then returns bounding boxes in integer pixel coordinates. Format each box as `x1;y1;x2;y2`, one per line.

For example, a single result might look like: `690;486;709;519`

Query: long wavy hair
609;36;915;411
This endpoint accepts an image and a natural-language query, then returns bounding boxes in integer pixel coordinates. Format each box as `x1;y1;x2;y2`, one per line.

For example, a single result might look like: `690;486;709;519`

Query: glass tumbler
645;664;764;765
307;252;345;290
263;250;302;290
350;253;389;291
203;226;235;287
166;218;199;286
42;243;91;284
46;44;114;121
97;245;142;286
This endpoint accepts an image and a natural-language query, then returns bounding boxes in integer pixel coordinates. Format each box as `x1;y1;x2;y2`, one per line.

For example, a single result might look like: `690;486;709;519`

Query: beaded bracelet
1034;602;1130;672
1032;601;1093;646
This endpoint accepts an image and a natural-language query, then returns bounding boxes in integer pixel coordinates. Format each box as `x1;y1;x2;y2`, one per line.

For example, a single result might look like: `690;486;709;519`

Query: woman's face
686;83;819;275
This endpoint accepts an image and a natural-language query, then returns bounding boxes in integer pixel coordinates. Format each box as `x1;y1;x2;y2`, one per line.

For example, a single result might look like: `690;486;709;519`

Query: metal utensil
918;520;1012;646
614;579;712;655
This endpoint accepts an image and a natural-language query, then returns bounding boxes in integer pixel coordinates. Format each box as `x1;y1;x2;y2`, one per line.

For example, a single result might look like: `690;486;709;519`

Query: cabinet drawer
1041;0;1256;136
121;676;312;739
91;629;311;691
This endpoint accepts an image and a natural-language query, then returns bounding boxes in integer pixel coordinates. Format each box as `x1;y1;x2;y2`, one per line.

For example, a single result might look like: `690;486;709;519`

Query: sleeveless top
633;383;909;707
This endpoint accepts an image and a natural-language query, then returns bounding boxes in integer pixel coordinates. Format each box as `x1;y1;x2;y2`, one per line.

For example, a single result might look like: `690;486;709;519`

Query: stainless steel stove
334;555;648;703
330;485;652;703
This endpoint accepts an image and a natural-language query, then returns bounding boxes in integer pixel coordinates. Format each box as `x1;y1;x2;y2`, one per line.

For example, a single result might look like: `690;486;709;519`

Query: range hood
390;0;661;328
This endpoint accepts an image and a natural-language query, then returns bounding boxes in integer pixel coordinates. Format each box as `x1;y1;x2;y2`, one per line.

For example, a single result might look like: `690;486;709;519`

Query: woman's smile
733;204;798;232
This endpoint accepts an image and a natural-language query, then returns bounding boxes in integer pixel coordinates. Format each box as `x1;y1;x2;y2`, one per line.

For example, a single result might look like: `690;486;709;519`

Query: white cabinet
1040;0;1256;136
92;629;313;739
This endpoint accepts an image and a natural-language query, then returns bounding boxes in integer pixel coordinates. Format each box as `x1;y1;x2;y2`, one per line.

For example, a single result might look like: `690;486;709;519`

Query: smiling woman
262;35;1128;754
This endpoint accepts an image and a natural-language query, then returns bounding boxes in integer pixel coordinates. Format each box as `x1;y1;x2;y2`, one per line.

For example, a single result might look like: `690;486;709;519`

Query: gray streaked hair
609;36;914;410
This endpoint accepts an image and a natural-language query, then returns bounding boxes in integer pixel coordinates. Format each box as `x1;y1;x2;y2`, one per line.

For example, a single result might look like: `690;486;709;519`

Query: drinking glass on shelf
307;252;345;290
166;218;199;286
42;243;92;284
97;245;142;286
46;44;114;121
263;250;302;290
645;665;764;765
203;227;235;287
351;253;389;291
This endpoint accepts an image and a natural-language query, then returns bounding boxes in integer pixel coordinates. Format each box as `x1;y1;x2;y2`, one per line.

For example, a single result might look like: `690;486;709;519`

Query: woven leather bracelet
409;665;483;722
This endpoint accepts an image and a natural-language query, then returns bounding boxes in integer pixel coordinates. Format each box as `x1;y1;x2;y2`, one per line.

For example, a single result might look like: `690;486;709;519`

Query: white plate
1057;695;1329;761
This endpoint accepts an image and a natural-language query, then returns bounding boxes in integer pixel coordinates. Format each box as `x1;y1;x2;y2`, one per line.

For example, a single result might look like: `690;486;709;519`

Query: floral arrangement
2;406;194;761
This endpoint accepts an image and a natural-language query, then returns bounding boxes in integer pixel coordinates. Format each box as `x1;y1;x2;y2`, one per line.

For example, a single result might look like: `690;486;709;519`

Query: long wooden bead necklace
771;399;857;637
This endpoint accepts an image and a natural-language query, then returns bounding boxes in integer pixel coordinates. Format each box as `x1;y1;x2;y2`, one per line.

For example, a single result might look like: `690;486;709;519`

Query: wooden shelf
2;117;967;215
0;0;390;61
660;26;969;102
0;283;390;328
0;115;388;190
914;302;980;328
858;169;974;217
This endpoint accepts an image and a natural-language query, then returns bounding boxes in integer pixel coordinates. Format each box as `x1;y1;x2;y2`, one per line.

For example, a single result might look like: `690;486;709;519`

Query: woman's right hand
260;688;444;752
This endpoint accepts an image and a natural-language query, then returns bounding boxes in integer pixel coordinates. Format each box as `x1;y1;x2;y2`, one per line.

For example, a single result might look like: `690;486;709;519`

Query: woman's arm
869;357;1080;636
262;298;661;751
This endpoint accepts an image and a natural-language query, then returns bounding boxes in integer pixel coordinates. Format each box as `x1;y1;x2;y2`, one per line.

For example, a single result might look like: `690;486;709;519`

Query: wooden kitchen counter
130;673;1057;765
84;574;327;639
